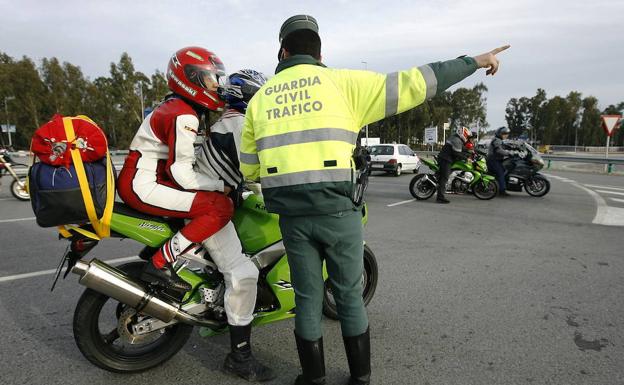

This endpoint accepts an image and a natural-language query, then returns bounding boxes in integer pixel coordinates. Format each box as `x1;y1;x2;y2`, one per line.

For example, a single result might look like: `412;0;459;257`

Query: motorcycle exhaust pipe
71;259;220;328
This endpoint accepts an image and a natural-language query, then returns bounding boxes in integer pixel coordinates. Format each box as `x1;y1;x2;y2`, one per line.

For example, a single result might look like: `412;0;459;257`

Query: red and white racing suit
118;97;257;326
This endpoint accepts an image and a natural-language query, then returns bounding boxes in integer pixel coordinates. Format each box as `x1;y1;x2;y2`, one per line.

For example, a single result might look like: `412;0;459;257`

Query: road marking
584;184;624;191
0;217;36;224
387;199;416;207
610;198;624;204
0;256;140;283
595;190;624;197
571;184;624;226
542;174;624;226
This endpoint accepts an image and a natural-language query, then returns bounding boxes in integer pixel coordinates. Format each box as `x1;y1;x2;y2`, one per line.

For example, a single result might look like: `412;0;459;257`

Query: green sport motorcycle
409;154;498;200
52;191;378;373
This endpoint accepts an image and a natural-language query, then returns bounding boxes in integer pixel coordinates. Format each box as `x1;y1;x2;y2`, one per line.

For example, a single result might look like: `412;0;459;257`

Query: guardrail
541;155;624;173
415;151;624;174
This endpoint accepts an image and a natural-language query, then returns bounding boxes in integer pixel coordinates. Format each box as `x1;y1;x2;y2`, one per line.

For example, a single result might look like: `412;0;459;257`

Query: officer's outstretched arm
240;113;261;182
337;45;510;128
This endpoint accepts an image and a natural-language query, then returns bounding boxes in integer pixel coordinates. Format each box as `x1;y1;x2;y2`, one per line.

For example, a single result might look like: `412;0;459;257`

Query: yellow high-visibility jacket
241;55;477;215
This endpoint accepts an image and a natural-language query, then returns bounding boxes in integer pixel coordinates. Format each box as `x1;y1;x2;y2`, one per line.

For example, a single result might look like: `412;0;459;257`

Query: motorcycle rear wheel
323;244;378;320
525;175;550;197
11;177;30;201
73;261;193;373
473;179;498;200
409;174;436;200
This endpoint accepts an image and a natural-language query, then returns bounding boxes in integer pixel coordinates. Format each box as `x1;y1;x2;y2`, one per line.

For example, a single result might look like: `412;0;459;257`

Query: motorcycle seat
113;202;169;223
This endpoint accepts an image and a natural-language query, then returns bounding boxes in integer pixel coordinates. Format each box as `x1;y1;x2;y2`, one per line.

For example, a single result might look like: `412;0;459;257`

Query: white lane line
0;217;36;224
539;174;624;226
610;198;624;204
584;184;624;191
0;256;140;283
571;183;624;226
595;190;624;197
387;199;416;207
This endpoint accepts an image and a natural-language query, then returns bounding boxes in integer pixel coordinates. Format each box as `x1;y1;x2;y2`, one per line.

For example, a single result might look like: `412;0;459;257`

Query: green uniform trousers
279;208;368;341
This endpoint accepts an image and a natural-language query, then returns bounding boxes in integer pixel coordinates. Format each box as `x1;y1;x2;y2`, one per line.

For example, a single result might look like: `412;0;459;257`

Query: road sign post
601;115;621;173
424;127;438;152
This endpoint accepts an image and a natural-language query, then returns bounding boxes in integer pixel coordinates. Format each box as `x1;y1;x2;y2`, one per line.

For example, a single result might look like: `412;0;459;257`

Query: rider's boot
436;194;450;204
343;327;371;385
140;231;192;293
223;323;276;382
294;332;326;385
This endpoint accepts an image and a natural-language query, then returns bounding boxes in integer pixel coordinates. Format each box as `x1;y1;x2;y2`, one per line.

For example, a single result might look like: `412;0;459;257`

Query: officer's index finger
491;45;511;55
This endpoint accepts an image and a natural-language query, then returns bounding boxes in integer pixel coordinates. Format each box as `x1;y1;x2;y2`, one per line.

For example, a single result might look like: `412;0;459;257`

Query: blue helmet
222;69;267;113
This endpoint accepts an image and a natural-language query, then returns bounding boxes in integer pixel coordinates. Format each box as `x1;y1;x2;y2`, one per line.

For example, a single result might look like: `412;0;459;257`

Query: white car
368;144;420;176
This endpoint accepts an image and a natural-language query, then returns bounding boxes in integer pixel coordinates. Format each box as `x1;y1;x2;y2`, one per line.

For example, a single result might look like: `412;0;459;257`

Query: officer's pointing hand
474;45;510;76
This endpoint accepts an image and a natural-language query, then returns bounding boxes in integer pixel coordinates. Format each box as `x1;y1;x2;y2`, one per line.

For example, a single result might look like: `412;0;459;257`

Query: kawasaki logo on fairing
255;203;267;211
138;222;167;232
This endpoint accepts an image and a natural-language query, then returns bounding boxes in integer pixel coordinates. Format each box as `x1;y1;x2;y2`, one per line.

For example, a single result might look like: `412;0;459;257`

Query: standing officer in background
240;14;509;385
436;126;473;204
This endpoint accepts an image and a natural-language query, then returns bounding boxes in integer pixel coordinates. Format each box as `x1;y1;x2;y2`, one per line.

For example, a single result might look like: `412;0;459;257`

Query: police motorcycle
499;140;550;197
409;152;498;200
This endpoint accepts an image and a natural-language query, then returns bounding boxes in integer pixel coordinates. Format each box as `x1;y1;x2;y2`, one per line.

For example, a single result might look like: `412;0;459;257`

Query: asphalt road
1;169;623;385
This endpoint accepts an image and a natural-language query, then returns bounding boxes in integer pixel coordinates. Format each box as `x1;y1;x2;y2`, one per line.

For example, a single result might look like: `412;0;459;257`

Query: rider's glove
228;185;245;209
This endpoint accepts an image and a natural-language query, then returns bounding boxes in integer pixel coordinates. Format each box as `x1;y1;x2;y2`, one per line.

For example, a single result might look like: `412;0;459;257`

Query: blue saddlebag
29;159;109;227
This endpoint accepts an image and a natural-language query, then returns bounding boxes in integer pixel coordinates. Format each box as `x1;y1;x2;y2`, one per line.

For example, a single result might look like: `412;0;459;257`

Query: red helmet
166;47;226;111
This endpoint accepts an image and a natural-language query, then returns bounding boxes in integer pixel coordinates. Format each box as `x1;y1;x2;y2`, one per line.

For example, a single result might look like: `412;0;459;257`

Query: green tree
579;96;602;146
505;97;530;137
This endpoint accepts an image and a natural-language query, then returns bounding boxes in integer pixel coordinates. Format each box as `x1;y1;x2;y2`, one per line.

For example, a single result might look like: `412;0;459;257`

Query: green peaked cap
279;14;319;42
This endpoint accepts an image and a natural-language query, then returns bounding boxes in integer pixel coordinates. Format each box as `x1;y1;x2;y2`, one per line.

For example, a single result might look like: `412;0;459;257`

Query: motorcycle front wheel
323;244;378;320
473;179;498;200
525;175;550;197
11;177;30;201
409;174;436;200
73;261;193;373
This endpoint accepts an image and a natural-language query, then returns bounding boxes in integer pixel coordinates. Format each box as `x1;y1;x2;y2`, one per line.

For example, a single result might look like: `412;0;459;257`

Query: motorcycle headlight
532;158;545;169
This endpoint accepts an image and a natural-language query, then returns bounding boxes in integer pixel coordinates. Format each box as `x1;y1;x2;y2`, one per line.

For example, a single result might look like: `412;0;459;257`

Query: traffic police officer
240;15;509;385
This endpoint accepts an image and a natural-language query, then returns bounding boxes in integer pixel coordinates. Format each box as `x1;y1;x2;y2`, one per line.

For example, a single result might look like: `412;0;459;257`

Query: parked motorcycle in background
0;150;30;201
501;141;550;197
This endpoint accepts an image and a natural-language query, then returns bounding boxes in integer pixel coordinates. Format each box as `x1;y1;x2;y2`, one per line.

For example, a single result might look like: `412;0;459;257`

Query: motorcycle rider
487;126;511;196
117;48;274;382
436;126;473;204
196;69;268;190
240;14;509;385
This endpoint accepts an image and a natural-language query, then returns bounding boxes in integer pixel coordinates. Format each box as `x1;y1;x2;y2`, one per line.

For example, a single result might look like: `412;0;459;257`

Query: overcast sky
1;0;622;130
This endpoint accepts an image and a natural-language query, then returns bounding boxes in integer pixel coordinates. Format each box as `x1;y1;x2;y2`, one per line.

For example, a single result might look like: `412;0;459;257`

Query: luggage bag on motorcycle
28;115;115;237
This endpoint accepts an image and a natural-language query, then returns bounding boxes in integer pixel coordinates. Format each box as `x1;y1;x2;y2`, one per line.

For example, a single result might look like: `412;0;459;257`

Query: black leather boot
294;332;325;385
343;328;371;385
140;261;191;293
223;324;276;382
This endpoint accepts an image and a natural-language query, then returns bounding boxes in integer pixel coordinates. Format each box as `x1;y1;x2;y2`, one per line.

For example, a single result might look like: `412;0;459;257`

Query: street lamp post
4;96;15;147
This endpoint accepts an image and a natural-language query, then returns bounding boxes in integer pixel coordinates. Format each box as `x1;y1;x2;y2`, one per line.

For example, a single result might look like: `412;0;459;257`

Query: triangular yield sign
601;115;621;137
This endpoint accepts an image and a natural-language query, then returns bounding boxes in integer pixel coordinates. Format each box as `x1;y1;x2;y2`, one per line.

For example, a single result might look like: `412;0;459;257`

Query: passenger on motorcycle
487;126;511;196
436;126;473;204
117;48;274;382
